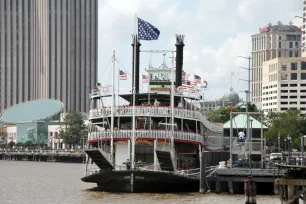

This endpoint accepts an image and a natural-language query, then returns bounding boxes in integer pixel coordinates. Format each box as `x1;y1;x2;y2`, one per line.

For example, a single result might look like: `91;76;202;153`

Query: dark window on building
290;95;297;99
290;102;298;104
279;42;281;48
290;90;298;93
302;73;306;80
291;73;297;80
279;36;281;40
281;84;288;87
281;90;288;93
281;108;288;111
279;51;281;57
301;95;306;98
290;84;297;87
301;90;306;93
295;51;299;57
282;65;287;71
289;51;293;57
287;35;297;40
281;96;288;99
281;102;288;105
302;84;306;87
290;41;293;48
291;63;297;70
301;102;306;104
296;42;299;48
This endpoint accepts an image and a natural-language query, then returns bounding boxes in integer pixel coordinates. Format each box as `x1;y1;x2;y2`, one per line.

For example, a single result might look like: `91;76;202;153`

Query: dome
269;25;301;33
222;88;239;105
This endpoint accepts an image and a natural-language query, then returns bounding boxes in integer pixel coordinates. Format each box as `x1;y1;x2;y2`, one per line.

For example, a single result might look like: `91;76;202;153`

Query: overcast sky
97;0;302;101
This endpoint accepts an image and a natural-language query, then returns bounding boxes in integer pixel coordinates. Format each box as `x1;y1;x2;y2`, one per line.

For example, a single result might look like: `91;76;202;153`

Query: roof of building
222;88;239;104
223;114;268;129
269;25;301;33
0;99;64;124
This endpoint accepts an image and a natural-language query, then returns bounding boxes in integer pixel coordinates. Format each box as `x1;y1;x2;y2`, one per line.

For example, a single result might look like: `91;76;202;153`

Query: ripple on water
0;161;279;204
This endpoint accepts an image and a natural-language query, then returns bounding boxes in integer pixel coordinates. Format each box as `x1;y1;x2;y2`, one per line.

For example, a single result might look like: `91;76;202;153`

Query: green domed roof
222;88;239;105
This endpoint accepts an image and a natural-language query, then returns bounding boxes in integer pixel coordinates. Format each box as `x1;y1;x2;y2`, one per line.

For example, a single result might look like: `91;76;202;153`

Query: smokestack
132;36;141;93
175;35;185;87
132;35;141;104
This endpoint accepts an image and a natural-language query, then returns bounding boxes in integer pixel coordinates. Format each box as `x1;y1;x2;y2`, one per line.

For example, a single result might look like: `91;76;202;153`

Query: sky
97;0;302;101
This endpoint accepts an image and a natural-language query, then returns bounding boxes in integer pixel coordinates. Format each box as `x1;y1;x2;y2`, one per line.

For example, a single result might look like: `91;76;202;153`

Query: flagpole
110;50;115;166
131;14;138;171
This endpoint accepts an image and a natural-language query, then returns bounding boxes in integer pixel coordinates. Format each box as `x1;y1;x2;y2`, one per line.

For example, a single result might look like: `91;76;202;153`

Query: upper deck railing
88;129;205;145
89;106;223;134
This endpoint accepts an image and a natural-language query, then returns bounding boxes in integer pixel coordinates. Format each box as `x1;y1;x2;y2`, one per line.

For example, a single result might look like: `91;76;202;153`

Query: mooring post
199;151;207;193
244;176;256;204
228;181;234;194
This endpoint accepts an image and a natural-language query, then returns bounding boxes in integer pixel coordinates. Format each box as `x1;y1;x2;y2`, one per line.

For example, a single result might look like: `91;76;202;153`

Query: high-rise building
303;0;306;57
251;22;301;104
262;57;306;113
0;0;98;113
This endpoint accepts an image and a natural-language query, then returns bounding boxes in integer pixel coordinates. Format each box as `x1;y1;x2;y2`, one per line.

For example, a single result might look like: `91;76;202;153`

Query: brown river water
0;161;279;204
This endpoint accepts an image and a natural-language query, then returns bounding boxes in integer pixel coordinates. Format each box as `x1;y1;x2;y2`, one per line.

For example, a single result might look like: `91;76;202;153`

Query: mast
131;35;137;170
171;51;175;152
111;50;115;165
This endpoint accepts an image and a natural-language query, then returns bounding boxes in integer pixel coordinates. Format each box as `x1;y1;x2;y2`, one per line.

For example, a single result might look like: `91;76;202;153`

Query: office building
262;57;306;113
0;0;98;113
251;22;302;104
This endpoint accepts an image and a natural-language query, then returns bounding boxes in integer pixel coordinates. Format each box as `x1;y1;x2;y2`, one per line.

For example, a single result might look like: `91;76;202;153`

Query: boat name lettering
150;87;171;92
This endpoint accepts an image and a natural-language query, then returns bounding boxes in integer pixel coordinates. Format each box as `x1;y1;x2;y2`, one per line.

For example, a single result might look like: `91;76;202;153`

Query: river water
0;161;279;204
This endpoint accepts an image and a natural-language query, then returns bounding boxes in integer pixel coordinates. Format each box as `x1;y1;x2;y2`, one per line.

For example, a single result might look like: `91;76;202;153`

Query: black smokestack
175;35;185;87
132;35;141;104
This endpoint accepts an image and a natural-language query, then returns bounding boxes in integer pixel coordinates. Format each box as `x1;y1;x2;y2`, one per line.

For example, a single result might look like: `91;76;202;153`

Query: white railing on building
88;129;204;145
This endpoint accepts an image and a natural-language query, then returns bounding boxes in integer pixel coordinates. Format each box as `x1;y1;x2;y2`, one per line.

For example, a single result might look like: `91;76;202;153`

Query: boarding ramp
84;148;114;170
197;112;223;136
156;145;175;171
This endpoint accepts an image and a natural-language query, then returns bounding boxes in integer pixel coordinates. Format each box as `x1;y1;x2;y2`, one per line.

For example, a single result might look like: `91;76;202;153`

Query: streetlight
287;135;292;157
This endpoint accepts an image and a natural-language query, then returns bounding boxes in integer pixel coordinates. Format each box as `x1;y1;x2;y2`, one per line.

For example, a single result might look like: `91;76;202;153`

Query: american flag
119;70;127;80
142;74;148;83
182;80;195;90
138;18;160;40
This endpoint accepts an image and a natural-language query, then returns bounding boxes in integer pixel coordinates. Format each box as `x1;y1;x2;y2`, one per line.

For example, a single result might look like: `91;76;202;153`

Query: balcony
89;106;198;120
88;129;204;145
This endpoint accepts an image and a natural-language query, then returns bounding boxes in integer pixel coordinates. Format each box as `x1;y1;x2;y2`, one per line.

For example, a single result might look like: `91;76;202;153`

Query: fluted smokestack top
175;35;185;87
175;34;185;46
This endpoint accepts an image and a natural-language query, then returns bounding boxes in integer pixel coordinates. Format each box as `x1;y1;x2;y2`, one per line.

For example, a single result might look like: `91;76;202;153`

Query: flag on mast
138;18;160;40
119;70;127;80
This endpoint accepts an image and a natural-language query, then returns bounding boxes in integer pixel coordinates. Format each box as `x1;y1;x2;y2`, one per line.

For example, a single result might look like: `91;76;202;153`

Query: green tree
59;111;88;147
7;141;15;149
265;109;306;149
206;103;258;123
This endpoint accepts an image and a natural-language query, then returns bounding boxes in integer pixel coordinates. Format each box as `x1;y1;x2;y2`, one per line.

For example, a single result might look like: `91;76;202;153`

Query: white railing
88;130;204;145
89;106;198;119
89;106;223;134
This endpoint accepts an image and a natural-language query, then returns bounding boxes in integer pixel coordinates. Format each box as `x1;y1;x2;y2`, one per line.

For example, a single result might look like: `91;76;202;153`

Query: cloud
97;0;302;101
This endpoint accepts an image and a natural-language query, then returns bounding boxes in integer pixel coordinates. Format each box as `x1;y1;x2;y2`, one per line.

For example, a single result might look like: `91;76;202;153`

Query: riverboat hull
81;170;199;193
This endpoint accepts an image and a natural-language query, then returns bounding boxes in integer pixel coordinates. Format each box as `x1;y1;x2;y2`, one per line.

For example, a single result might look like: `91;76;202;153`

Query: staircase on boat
85;148;114;170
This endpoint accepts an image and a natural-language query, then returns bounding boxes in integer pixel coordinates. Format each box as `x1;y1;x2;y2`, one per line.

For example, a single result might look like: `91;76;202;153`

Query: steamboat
81;35;223;192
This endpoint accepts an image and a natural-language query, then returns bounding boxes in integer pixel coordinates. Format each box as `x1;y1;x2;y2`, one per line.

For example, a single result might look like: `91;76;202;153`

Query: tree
206;103;258;123
59;111;88;147
265;109;306;149
7;141;15;149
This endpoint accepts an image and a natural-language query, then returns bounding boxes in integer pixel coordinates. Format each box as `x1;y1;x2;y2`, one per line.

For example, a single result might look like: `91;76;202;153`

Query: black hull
81;170;199;193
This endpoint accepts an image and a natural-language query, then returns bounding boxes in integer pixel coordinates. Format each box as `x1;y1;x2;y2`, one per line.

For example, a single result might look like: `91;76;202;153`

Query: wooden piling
244;176;256;204
199;152;207;194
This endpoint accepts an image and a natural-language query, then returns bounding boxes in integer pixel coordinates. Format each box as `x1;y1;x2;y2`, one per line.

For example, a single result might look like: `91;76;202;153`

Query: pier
0;150;86;163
